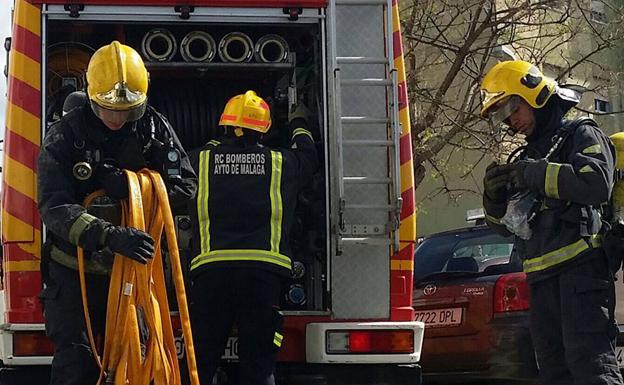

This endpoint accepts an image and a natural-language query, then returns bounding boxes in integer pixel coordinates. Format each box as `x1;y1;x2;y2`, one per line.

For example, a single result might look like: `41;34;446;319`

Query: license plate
414;308;463;327
616;346;624;367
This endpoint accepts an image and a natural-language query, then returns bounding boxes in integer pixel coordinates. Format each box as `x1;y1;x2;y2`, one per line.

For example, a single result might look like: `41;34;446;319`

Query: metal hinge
338;198;346;232
174;5;194;20
283;7;303;21
3;37;10;79
64;3;84;18
393;197;403;231
336;234;343;256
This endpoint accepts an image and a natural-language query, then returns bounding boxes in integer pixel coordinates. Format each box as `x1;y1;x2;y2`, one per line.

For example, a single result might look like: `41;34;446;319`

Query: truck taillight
494;272;529;313
326;330;414;354
13;332;54;356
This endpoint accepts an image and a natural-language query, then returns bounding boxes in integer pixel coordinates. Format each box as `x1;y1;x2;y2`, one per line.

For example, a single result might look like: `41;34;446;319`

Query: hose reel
180;31;216;63
218;32;254;63
141;28;177;62
254;34;289;63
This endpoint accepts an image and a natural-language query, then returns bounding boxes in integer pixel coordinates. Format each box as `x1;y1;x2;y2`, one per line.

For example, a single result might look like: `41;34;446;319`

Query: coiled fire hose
77;169;199;385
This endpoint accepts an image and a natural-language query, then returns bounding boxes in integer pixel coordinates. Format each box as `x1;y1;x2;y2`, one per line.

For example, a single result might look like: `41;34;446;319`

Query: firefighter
37;41;197;385
188;90;318;385
480;60;623;385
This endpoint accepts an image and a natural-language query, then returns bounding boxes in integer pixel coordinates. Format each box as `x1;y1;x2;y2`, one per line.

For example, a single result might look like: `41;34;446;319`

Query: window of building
590;0;608;23
595;98;612;113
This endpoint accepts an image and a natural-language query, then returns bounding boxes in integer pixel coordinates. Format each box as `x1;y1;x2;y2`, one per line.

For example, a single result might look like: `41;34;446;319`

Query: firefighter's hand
483;161;511;202
508;160;537;191
103;226;155;264
97;163;129;200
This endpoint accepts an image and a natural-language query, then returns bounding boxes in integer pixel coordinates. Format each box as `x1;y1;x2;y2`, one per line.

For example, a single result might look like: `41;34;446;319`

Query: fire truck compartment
44;11;328;313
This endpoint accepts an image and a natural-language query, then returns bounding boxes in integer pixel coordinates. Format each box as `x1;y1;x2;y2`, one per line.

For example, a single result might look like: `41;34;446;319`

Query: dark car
413;225;538;384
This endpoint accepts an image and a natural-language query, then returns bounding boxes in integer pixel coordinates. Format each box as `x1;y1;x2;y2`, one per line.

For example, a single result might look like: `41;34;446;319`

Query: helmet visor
488;95;521;127
90;100;147;126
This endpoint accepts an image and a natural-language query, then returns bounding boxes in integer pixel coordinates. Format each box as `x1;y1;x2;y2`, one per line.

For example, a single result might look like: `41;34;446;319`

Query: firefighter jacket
37;105;198;274
188;122;318;278
484;107;615;282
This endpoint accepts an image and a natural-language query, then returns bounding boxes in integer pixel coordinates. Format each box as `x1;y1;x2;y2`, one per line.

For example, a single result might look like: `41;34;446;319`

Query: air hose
77;169;199;385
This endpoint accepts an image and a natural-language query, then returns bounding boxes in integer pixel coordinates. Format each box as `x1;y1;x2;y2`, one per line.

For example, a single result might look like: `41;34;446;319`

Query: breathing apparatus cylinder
610;132;624;223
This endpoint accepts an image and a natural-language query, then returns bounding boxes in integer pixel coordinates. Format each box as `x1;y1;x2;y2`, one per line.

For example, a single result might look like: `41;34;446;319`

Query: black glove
97;163;129;200
508;160;536;191
483;161;512;202
103;226;155;264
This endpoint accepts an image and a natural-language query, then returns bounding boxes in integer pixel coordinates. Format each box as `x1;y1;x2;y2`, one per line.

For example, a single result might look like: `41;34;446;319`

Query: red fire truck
1;0;423;383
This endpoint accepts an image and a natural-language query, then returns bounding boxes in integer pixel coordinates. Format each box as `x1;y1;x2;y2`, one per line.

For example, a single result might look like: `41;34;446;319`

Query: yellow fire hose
77;169;199;385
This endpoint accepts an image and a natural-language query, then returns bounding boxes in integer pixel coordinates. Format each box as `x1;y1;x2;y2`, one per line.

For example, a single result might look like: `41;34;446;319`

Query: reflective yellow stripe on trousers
274;332;284;347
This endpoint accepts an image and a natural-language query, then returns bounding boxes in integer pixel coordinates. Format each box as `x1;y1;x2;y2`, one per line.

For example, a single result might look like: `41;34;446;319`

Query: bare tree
401;0;624;202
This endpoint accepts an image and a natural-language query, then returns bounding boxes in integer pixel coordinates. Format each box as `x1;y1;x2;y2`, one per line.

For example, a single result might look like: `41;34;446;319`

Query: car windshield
414;229;519;282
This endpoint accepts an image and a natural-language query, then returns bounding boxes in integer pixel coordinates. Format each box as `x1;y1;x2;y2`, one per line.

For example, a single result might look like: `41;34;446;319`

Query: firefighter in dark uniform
37;41;197;385
481;60;623;385
189;90;318;385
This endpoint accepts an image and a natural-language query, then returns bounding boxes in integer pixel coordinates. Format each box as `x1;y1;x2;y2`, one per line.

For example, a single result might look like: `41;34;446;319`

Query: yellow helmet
86;41;149;125
219;90;272;133
480;60;557;119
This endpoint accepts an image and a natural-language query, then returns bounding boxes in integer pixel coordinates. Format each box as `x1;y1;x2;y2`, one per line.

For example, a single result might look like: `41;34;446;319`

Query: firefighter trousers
39;260;109;385
190;267;283;385
529;250;623;385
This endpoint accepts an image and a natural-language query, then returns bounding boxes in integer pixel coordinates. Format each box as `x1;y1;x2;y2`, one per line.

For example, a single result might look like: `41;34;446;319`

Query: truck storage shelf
145;61;295;71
